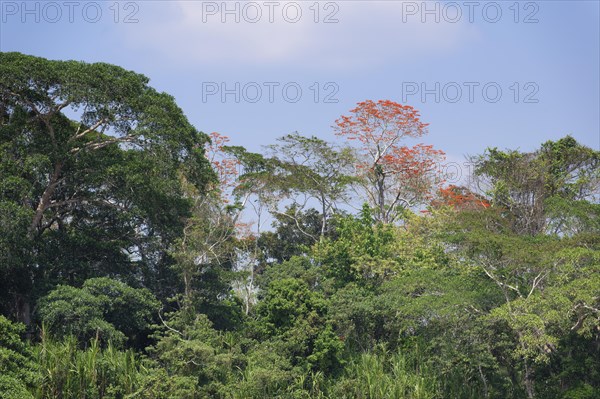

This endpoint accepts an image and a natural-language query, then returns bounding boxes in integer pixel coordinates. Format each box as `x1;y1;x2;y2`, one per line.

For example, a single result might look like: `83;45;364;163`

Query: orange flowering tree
431;185;491;211
334;100;445;223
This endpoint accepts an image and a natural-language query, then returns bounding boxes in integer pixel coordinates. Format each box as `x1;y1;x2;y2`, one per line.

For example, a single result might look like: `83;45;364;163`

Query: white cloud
119;1;480;70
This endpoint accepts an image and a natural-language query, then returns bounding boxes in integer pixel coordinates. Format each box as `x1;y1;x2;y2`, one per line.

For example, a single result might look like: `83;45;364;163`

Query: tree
258;206;331;265
0;52;213;325
334;100;445;223
314;205;400;287
148;312;243;398
252;277;344;374
441;207;600;398
431;185;490;211
38;277;159;347
472;136;599;235
266;133;355;238
0;316;36;399
169;132;247;329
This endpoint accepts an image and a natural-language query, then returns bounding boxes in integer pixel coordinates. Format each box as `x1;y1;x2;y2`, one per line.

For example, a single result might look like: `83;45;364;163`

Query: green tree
0;316;36;399
442;207;600;398
266;133;355;238
252;278;344;375
258;206;336;266
472;136;599;235
314;205;400;287
0;52;213;325
147;311;245;398
38;277;159;347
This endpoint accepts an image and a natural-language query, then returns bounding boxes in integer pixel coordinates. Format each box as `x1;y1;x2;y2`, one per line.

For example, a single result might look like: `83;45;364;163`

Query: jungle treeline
1;53;599;399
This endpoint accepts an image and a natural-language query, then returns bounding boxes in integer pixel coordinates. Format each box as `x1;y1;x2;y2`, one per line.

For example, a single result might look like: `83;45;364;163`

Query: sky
1;0;599;183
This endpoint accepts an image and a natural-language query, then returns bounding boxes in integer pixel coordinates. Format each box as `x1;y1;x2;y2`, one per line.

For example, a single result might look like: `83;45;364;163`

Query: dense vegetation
1;52;598;399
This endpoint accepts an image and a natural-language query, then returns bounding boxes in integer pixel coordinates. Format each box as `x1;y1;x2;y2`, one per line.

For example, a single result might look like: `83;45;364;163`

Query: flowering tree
431;185;491;211
334;100;445;223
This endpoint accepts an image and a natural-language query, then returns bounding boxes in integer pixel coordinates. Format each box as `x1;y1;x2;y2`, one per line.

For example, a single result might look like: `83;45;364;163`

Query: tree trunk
478;364;489;398
320;194;327;239
377;172;386;223
15;294;32;331
523;360;535;398
29;161;62;236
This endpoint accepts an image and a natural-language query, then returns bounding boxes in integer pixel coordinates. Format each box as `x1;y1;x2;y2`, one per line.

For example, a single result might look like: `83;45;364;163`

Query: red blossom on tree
334;100;445;223
431;185;491;210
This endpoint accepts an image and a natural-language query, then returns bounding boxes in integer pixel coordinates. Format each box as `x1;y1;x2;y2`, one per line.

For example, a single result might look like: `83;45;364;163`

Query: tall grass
227;346;439;399
30;334;442;399
34;331;147;399
328;347;439;399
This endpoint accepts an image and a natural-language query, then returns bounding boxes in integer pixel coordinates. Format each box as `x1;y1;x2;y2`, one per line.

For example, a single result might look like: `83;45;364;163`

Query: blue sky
1;0;599;175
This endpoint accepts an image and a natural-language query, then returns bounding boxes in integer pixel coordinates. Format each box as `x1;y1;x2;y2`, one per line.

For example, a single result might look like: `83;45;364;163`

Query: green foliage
473;136;599;235
0;316;36;399
2;56;599;399
168;169;246;331
256;278;327;334
227;344;299;399
437;203;600;397
34;333;149;399
306;324;345;373
264;133;355;237
0;375;34;399
38;278;159;347
328;348;438;399
258;256;321;290
39;285;124;346
147;310;248;398
0;201;34;318
0;52;213;325
258;207;330;265
136;369;198;399
315;206;400;286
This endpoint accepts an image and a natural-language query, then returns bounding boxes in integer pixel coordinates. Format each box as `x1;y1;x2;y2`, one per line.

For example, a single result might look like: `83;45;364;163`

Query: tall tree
472;136;599;235
334;100;445;223
168;132;247;328
0;52;213;325
266;133;355;238
258;206;329;265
